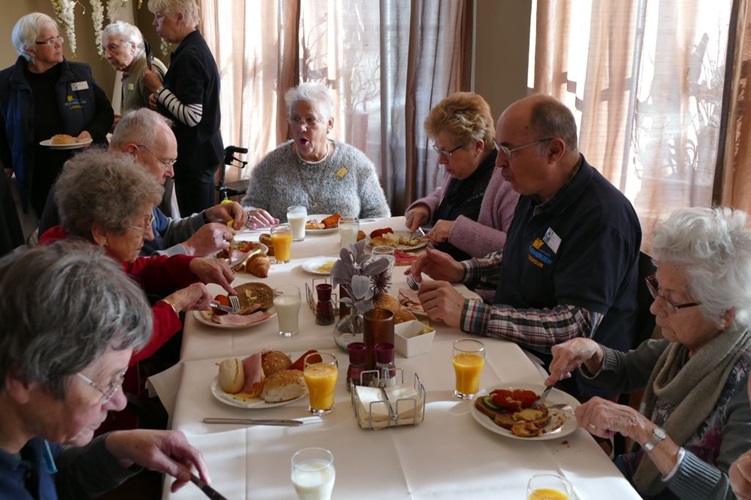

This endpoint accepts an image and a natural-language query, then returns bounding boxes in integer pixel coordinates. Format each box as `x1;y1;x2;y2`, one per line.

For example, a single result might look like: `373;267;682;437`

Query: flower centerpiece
330;240;391;350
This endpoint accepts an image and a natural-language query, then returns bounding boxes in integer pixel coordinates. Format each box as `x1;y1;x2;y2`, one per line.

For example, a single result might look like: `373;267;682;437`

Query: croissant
245;253;270;277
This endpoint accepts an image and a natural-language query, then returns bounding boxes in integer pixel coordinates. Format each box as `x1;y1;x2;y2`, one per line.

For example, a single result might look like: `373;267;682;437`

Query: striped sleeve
462;251;503;290
156;88;203;127
461;300;602;352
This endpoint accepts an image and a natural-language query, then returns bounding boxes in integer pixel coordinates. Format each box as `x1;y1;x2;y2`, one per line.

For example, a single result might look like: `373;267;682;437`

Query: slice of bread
234;282;274;314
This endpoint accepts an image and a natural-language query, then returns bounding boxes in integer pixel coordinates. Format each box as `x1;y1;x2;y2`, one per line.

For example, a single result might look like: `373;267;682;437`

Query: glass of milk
291;448;335;500
273;285;301;337
287;205;307;241
338;216;359;248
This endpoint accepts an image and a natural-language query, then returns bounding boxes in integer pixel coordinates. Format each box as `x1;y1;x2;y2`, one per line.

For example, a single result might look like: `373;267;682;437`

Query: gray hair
148;0;199;28
55;148;163;239
0;241;152;398
102;21;145;57
11;12;58;61
529;97;579;154
652;207;751;328
285;82;334;122
110;108;174;151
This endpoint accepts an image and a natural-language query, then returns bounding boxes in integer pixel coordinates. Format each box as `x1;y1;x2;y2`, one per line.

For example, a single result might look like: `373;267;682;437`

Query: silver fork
406;273;420;291
228;294;240;310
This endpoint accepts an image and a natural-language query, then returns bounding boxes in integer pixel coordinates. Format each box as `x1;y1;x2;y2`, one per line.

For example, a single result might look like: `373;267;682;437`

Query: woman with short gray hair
0;241;211;497
546;207;751;499
242;81;390;220
102;21;168;115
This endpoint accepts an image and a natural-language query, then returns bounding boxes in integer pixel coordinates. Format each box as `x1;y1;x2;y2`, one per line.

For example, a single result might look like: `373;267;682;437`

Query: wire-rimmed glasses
432;143;464;159
136;144;177;170
645;274;700;313
494;137;554;158
76;370;126;404
35;36;64;47
126;213;156;234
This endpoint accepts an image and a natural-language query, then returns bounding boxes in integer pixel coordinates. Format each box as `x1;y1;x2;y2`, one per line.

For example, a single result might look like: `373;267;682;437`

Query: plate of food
305;214;341;235
368;228;429;252
470;383;580;441
211;350;314;409
39;135;93;150
194;282;276;329
302;256;338;275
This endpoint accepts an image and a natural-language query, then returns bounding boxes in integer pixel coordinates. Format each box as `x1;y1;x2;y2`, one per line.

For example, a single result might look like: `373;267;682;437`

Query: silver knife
208;303;239;314
203;417;304;426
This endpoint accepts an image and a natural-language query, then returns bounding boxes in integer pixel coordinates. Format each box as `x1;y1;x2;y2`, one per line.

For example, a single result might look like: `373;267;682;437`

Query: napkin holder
350;373;426;430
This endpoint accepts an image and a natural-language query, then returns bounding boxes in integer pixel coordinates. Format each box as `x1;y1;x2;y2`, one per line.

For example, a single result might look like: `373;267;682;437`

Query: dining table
150;216;642;500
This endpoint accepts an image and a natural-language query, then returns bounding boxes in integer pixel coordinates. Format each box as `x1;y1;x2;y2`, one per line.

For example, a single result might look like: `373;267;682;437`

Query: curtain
198;0;472;215
530;0;732;247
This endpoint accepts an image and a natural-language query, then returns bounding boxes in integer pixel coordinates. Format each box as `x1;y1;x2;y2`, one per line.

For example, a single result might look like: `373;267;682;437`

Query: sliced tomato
369;227;394;239
215;294;231;307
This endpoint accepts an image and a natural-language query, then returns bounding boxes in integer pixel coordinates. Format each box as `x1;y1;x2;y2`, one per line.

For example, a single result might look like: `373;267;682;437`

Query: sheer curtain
198;0;472;215
530;0;732;247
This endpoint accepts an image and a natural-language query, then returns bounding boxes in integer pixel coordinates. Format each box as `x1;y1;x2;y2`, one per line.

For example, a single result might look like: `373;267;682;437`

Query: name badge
127;83;135;91
71;81;89;91
543;227;562;254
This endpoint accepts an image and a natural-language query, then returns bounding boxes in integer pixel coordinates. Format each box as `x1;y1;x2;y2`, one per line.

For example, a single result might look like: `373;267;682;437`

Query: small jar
375;342;396;387
315;283;335;325
346;342;367;390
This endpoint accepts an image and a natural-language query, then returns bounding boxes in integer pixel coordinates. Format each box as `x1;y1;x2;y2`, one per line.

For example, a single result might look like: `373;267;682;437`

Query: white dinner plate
39;137;93;150
301;256;338;275
305;214;339;235
368;231;429;252
210;376;307;409
470;383;580;441
193;307;276;330
216;242;268;266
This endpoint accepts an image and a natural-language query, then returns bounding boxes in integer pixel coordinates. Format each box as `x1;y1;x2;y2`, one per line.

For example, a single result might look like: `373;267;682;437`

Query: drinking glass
338;216;359;248
303;352;339;415
371;245;395;273
274;285;301;337
287;205;307;241
271;224;292;263
526;474;573;500
452;338;486;399
291;447;335;500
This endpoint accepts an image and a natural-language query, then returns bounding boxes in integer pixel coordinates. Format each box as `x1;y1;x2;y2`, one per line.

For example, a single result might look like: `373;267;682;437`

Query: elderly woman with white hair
241;82;390;222
0;12;113;217
102;21;168;117
546;207;751;499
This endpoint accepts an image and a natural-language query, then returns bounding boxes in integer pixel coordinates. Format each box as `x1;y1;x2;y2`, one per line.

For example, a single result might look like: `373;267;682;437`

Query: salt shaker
315;283;335;325
375;342;397;387
346;342;367;390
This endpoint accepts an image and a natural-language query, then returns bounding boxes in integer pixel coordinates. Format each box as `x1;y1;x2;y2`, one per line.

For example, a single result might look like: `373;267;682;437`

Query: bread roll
51;134;76;145
262;350;292;376
218;358;244;394
260;369;307;402
259;233;274;256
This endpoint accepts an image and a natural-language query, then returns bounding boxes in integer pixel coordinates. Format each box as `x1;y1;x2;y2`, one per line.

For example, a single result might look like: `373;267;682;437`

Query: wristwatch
642;426;667;453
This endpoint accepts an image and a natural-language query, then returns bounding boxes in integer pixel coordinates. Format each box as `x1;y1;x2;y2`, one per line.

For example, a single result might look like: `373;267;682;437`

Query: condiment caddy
350;372;426;430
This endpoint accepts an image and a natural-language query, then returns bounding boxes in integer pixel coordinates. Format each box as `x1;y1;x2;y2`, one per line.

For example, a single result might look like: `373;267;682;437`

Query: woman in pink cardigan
405;92;518;261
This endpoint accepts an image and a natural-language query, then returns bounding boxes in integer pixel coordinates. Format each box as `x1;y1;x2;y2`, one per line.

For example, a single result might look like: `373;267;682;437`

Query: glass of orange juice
452;338;485;399
271;224;293;263
303;352;339;415
526;474;573;500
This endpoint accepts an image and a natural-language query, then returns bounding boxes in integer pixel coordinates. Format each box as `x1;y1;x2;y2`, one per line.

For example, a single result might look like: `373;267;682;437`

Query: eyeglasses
35;36;64;47
645;275;701;313
290;116;322;128
136;144;177;170
76;370;126;404
126;213;156;234
432;144;464;159
494;137;554;159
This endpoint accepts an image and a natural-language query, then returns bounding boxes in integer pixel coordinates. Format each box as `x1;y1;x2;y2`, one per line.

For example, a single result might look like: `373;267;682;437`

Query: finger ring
589;423;596;431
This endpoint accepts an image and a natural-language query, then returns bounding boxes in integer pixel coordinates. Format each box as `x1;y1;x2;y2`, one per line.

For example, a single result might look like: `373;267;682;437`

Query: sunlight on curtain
198;0;471;214
530;0;731;247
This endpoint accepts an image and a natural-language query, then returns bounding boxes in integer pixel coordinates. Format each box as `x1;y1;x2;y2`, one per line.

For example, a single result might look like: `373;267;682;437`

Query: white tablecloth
153;217;641;499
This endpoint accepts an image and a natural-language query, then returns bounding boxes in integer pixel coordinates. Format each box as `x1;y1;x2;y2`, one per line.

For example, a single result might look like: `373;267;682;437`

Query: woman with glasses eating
0;12;114;219
405;92;518;262
546;207;751;499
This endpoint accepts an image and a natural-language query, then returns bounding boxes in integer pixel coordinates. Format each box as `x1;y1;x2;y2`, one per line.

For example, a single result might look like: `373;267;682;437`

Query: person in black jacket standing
0;12;114;218
143;0;223;217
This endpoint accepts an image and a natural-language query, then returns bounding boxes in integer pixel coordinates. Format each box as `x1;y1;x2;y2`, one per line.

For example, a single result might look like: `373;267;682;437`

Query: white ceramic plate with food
368;231;429;252
305;214;339;235
301;256;338;275
210;376;307;409
193;308;276;330
39;137;93;150
470;383;580;441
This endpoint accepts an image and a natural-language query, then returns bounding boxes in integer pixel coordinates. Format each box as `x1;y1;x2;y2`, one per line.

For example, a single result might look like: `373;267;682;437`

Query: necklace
295;140;330;164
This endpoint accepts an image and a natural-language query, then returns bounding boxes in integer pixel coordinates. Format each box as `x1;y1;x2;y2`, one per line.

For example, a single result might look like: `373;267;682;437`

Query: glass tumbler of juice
303;352;339;415
452;338;486;399
526;474;573;500
271;224;293;263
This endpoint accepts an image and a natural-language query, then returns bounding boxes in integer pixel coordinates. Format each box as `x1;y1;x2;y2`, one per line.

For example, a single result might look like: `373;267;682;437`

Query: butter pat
394;320;435;358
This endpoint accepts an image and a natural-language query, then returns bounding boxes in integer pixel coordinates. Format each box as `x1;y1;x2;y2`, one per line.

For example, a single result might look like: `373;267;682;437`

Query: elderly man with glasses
409;94;642;400
39;108;249;257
